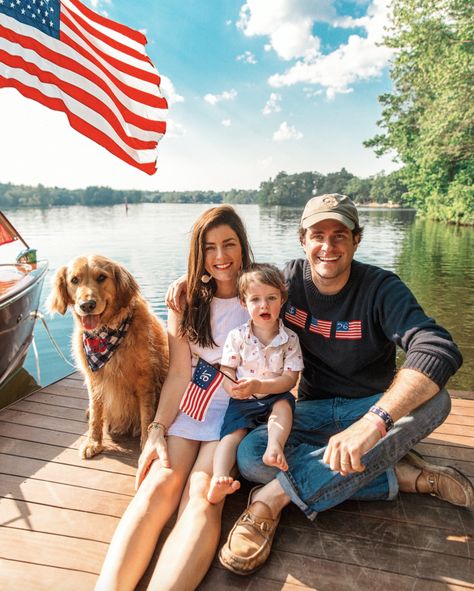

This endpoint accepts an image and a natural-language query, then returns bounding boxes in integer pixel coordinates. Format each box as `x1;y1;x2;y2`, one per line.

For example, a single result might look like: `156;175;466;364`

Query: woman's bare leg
95;436;200;591
147;440;223;591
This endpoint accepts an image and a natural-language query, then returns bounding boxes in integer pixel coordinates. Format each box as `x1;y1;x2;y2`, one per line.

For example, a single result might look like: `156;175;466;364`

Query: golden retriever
48;255;169;459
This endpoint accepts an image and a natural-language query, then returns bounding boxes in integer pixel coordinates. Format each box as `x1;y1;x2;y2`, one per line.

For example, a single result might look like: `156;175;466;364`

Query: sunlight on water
2;204;471;390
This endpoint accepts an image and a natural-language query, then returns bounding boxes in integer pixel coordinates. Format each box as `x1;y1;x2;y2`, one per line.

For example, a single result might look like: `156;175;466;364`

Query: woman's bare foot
263;444;288;471
207;476;241;504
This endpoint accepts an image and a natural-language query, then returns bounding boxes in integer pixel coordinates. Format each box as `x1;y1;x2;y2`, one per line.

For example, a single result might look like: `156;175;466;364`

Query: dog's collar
82;314;133;372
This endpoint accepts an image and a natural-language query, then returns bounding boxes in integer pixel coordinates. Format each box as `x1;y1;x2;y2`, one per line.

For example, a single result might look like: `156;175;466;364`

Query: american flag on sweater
284;305;307;329
0;0;167;174
335;320;362;340
179;358;224;422
309;316;332;338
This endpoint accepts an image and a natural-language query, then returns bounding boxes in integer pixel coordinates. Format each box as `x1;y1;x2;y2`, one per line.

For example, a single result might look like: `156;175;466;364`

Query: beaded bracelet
368;405;394;432
147;421;167;435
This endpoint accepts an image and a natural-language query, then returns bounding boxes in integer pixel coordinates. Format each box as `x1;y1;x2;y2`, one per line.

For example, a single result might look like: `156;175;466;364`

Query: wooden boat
0;212;48;389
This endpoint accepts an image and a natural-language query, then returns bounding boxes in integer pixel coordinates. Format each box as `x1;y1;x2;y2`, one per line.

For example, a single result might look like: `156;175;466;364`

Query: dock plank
0;377;472;590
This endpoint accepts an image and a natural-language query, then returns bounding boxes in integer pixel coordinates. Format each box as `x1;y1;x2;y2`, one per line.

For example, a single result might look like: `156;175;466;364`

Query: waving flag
179;358;224;422
0;0;167;174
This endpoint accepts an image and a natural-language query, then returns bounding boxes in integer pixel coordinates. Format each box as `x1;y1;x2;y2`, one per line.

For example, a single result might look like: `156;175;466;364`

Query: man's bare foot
263;444;288;471
207;476;241;504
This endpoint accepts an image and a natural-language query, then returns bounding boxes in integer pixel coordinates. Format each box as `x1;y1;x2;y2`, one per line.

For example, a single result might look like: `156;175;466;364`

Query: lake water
2;203;473;392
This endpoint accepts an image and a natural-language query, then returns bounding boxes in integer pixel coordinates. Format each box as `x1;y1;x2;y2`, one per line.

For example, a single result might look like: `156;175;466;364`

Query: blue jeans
237;389;451;520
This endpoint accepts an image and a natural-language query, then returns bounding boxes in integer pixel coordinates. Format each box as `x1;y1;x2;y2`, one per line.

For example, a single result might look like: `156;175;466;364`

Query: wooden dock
0;372;473;590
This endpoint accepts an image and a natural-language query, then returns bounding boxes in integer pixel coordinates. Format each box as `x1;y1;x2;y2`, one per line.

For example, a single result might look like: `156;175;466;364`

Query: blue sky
0;0;398;191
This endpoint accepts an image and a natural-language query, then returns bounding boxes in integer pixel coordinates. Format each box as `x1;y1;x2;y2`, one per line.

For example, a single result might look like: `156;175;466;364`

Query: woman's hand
135;429;170;491
165;275;187;312
230;378;262;400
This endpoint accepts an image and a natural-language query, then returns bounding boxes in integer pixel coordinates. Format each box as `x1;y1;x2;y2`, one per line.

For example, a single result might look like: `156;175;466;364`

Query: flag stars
10;1;14;7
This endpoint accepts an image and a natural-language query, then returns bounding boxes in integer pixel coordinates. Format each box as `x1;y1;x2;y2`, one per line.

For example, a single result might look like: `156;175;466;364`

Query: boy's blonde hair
237;263;288;304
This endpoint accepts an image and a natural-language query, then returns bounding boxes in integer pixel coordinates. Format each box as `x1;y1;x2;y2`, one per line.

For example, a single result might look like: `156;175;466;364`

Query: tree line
0;169;408;209
365;0;473;225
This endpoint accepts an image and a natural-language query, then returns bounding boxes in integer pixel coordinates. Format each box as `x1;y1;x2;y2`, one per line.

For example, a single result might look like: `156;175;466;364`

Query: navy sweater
283;259;463;400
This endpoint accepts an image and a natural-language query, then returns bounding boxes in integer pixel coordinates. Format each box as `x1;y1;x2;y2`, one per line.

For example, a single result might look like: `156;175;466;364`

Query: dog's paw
79;440;104;459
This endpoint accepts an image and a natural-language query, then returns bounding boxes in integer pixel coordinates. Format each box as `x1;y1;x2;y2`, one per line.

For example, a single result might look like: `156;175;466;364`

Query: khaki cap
300;193;358;230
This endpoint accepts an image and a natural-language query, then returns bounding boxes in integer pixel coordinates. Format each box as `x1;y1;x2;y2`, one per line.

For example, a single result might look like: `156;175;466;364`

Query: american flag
284;305;307;329
0;0;167;174
179;358;224;422
335;320;362;340
309;316;332;338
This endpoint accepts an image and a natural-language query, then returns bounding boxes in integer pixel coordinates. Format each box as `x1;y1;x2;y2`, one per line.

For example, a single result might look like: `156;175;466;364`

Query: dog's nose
80;299;97;313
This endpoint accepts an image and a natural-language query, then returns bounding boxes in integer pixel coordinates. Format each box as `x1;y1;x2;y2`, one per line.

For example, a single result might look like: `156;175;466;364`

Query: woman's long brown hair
180;205;253;348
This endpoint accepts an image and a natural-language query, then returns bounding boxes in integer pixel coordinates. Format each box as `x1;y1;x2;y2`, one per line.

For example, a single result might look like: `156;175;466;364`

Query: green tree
365;0;474;224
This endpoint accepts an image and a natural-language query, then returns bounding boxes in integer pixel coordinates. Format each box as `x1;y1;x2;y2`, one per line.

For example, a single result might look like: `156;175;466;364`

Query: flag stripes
284;305;308;329
179;358;224;422
0;0;167;174
335;320;362;339
309;317;332;338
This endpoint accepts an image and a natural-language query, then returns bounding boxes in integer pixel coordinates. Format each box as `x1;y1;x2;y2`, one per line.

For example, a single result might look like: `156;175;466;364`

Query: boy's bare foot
263;444;288;471
207;476;241;504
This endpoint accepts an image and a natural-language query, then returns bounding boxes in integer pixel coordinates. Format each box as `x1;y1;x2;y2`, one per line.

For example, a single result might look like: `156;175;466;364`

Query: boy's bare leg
263;399;293;471
207;429;247;504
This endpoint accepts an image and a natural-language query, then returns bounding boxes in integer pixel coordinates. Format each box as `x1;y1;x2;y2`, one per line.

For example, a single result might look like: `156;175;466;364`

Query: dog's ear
114;263;140;309
47;266;70;315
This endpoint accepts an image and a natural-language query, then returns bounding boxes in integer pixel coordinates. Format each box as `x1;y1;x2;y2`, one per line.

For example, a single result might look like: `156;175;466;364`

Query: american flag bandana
82;314;132;372
179;357;224;422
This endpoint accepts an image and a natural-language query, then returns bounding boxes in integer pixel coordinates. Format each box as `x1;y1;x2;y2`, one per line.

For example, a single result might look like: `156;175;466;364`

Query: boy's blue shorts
220;391;295;439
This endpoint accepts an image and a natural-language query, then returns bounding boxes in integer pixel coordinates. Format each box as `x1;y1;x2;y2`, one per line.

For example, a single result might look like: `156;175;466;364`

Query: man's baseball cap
300;193;359;230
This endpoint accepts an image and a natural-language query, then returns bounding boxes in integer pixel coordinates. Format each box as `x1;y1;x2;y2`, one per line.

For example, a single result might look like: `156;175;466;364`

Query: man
218;194;472;575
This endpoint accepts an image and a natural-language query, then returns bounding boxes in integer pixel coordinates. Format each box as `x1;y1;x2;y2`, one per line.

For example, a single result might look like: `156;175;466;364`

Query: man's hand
323;418;381;476
230;378;262;400
165;275;187;312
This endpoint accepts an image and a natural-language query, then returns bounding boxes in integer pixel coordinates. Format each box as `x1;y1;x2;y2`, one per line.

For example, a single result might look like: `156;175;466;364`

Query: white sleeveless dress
167;296;249;441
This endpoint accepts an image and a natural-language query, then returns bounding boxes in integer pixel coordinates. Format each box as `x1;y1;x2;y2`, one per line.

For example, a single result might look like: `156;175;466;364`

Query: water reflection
1;204;470;391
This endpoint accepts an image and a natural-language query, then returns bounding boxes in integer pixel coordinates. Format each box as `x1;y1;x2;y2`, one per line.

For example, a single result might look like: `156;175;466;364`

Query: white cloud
204;89;238;105
273;121;303;142
87;0;111;15
238;0;393;98
303;87;323;98
262;92;282;115
222;119;232;127
258;156;273;169
166;119;186;138
160;76;184;105
236;51;257;64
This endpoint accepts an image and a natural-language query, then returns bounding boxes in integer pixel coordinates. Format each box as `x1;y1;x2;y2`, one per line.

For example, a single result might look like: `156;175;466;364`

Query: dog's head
47;255;140;331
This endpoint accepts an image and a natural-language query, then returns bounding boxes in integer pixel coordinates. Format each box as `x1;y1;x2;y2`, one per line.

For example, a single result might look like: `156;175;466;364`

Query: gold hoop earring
201;274;211;284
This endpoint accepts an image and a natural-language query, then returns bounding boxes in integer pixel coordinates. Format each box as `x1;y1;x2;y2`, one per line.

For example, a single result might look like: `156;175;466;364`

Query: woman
96;205;253;591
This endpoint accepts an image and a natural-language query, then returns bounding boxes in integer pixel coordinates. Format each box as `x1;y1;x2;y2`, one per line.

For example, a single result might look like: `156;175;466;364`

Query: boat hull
0;261;48;387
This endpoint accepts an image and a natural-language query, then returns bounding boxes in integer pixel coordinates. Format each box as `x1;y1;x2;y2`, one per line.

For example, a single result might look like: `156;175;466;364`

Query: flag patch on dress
309;316;332;338
284;305;307;329
179;358;224;422
335;320;362;339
